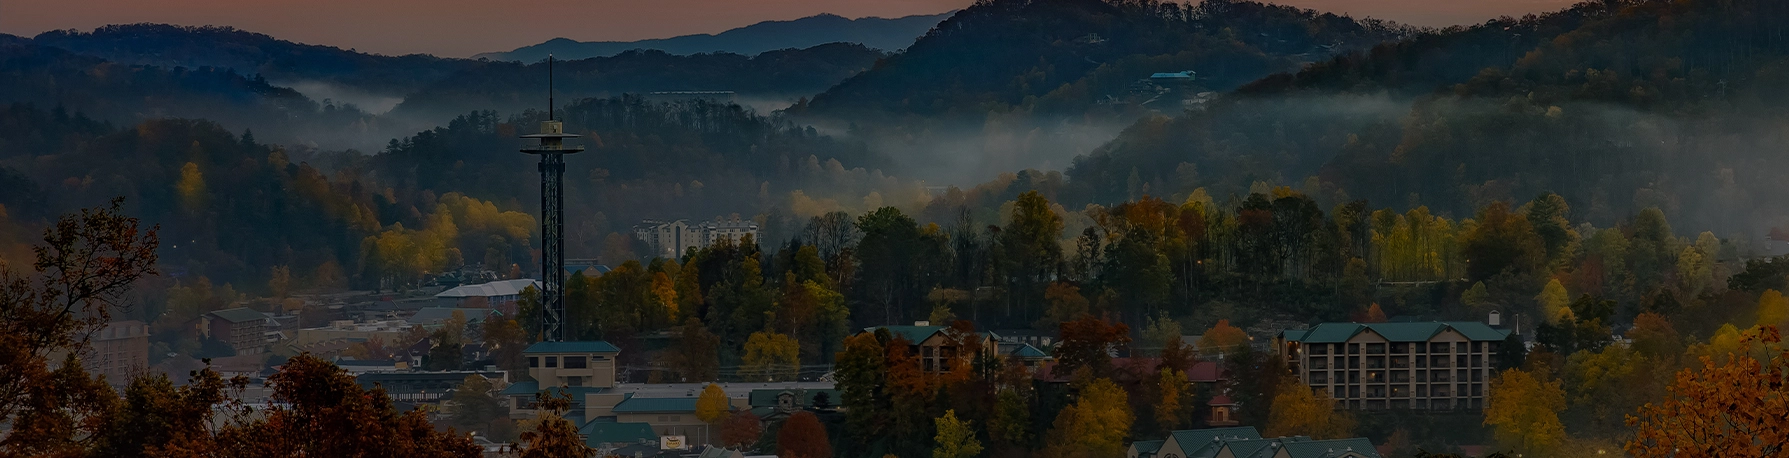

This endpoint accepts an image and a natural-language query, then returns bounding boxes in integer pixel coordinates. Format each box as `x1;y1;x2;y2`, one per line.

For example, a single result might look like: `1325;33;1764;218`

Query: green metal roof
208;307;268;323
1010;343;1048;358
1285;322;1509;344
1131;440;1164;454
1222;439;1280;458
1278;438;1381;458
524;341;620;354
865;325;945;344
1169;426;1262;458
610;396;699;413
1281;329;1310;341
579;421;656;448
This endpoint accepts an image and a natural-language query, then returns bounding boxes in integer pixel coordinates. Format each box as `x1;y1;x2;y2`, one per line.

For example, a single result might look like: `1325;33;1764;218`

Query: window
564;356;587;369
529;357;539;368
1348;343;1360;355
567;376;584;387
546;356;558;368
1366;343;1386;354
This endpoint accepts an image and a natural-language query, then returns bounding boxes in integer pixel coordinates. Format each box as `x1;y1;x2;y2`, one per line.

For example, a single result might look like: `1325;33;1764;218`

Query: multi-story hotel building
1277;321;1510;411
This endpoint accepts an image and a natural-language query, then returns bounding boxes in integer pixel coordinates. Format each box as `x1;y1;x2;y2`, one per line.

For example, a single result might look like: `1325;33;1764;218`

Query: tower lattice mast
521;55;584;342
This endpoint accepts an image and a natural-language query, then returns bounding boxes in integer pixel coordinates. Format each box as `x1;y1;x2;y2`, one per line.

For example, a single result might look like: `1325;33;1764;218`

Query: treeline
389;43;885;120
1069;0;1789;235
32;23;480;95
800;0;1410;119
0;37;386;148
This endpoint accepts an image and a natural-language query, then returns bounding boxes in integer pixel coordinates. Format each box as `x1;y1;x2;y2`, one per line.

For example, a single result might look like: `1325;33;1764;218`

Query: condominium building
633;219;759;259
1277;321;1510;411
87;320;150;384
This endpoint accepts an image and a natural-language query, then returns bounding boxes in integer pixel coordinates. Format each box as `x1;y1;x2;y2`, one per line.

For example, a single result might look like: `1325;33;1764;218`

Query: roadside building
435;279;540;312
203;308;272;355
87;320;150;384
634;219;760;259
1277;321;1510;411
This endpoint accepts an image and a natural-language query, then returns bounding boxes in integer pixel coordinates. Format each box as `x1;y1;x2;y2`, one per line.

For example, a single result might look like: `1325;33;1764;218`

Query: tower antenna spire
548;55;555;121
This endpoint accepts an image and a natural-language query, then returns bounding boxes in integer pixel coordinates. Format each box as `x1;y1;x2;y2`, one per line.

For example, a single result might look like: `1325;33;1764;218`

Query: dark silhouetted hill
476;13;949;62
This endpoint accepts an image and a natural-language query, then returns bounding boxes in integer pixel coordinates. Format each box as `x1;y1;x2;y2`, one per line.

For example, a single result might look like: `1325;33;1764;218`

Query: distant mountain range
475;13;951;62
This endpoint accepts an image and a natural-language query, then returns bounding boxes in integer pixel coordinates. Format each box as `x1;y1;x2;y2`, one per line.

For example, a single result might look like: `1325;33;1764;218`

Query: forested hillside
785;0;1409;185
0;37;383;148
32;24;480;95
390;43;885;119
479;13;949;62
1068;0;1789;236
799;0;1407;119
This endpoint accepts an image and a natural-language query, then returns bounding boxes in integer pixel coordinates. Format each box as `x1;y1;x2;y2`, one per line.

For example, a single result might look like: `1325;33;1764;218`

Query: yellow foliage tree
175;161;207;211
1537;279;1573;324
742;331;800;382
695;383;730;424
1758;289;1788;328
651;271;678;318
1484;368;1567;454
1154;367;1189;431
1264;381;1354;439
933;409;983;458
1040;378;1133;458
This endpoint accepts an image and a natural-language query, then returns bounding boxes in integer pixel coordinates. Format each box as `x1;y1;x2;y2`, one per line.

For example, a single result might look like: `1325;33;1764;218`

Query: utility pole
522;55;584;342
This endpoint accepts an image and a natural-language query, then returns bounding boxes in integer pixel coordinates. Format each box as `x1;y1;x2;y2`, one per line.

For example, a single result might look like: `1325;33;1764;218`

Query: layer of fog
279;80;405;115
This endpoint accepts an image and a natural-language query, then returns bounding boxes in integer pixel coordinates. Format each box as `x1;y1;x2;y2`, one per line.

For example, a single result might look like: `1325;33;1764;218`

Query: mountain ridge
475;12;951;62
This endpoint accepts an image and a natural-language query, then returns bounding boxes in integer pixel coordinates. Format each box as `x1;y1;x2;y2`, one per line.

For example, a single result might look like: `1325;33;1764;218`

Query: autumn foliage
1626;326;1789;458
778;411;832;458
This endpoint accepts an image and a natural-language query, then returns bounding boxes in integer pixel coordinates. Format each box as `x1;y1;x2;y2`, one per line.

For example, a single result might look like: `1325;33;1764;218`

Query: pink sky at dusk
0;0;1579;58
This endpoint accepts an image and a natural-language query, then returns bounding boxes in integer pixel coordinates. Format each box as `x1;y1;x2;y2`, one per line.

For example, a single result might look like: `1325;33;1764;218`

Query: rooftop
579;421;657;448
1283;322;1510;344
436;279;539;299
524;341;620;354
611;396;699;413
209;307;269;323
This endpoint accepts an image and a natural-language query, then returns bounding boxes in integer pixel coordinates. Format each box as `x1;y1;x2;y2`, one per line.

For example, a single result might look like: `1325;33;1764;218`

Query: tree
1360;303;1388;323
1264;381;1354;439
221;354;481;457
518;393;592;458
835;332;887;444
1461;201;1545;281
0;199;159;455
1040;378;1133;458
268;265;291;298
1626;327;1789;458
446;375;507;433
721;410;764;449
1758;289;1789;328
1138;312;1182;357
742;331;800;382
484;317;529;377
933;409;983;458
987;388;1030;450
1154;367;1190;432
696;383;731;425
1484;368;1567;454
664;318;721;382
1537;279;1573;324
1054;315;1130;376
89;366;244;457
1036;282;1090;330
1627;312;1683;360
1195;319;1249;358
778;411;832;458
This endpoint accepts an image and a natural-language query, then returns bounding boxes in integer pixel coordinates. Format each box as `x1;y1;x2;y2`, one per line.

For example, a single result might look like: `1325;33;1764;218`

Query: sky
0;0;1580;58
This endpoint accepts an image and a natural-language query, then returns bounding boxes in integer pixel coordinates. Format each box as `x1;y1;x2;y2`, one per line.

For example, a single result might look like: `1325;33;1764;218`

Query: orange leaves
1626;353;1789;457
778;411;831;458
1196;319;1248;358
